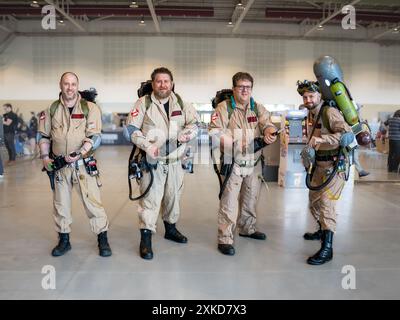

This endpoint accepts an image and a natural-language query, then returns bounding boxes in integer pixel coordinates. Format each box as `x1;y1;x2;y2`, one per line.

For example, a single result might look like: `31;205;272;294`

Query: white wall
1;35;400;116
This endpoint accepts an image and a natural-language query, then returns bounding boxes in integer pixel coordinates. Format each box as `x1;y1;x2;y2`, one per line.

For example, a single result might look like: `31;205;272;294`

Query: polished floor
0;145;399;300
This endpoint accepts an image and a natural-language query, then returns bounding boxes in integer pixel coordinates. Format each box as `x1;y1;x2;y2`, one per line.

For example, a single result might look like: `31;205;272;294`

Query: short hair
60;72;79;83
3;103;12;110
232;72;254;87
151;67;173;82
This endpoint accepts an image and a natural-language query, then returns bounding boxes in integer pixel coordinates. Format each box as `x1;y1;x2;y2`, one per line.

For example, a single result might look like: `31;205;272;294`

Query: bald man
38;72;112;257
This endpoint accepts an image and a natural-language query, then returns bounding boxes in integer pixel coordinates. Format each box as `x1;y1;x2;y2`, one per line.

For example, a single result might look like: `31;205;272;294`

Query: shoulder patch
130;108;139;118
211;112;219;122
40;111;46;120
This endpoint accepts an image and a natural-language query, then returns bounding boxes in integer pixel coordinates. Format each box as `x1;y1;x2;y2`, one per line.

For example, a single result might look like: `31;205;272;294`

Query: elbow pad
123;125;140;143
90;134;102;151
37;133;50;144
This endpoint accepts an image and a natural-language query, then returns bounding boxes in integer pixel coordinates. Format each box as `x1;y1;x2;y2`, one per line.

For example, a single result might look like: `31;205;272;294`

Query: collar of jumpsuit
151;91;172;122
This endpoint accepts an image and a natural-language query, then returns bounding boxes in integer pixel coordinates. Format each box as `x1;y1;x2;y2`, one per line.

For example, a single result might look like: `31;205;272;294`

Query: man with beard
298;80;351;265
38;72;112;257
125;67;199;260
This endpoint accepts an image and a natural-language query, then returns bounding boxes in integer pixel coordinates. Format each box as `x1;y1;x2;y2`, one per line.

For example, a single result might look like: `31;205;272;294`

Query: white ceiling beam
0;32;15;55
90;15;114;22
44;0;86;32
305;1;322;9
0;24;12;33
372;25;400;40
232;0;255;34
146;0;161;33
304;0;361;37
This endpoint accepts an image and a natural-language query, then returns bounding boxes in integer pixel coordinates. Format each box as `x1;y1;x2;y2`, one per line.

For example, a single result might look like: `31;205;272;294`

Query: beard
154;88;172;100
63;92;77;102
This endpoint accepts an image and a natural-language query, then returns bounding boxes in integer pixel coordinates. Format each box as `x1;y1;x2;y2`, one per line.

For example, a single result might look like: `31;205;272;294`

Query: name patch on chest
171;110;182;117
71;114;84;119
247;116;257;123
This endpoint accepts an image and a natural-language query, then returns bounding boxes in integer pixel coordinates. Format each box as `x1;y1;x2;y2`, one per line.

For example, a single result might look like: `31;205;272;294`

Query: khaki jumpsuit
209;99;275;245
308;102;352;232
126;92;199;233
38;95;109;234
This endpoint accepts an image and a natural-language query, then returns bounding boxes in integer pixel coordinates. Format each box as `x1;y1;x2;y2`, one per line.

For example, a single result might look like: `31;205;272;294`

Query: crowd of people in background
1;102;400;178
0;104;39;178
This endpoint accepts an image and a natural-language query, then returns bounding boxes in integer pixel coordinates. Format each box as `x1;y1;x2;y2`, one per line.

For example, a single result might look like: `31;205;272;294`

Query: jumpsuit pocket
95;175;102;188
72;119;86;129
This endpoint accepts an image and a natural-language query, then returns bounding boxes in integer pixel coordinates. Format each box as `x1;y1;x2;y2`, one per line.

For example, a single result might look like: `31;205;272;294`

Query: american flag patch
211;113;219;121
40;112;45;120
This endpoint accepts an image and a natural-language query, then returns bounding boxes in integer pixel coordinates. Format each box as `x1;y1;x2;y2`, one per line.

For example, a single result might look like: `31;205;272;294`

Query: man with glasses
209;72;278;256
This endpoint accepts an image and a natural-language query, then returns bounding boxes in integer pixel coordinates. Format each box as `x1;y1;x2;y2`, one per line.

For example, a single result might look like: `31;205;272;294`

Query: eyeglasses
235;85;252;91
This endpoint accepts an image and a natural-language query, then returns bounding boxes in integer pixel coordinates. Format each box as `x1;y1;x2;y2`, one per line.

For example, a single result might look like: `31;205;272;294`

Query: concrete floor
0;145;399;300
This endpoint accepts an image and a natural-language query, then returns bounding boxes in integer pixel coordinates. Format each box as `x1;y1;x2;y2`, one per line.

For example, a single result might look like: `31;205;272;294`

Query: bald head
60;72;79;84
59;72;79;103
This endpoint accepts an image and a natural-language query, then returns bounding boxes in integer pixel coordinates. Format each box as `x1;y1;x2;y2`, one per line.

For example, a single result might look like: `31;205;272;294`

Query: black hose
305;151;341;191
218;162;234;200
128;164;154;201
128;144;154;201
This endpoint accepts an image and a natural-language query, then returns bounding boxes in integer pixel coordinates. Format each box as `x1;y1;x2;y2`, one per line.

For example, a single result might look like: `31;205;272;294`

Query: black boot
98;231;112;257
164;221;188;243
239;231;266;240
218;244;235;256
51;233;71;257
303;221;322;241
307;230;334;265
140;229;153;260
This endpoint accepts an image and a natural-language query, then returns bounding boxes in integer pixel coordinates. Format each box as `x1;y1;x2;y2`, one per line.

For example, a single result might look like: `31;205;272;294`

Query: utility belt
52;154;99;176
315;149;339;162
234;155;262;168
158;156;180;166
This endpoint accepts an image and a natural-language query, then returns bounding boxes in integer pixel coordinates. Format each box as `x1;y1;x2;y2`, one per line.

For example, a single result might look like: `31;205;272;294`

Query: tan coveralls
209;99;275;245
127;92;199;233
38;95;109;234
308;102;352;232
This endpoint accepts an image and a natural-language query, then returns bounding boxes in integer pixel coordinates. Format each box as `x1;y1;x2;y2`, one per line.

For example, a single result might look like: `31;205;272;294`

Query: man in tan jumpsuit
209;72;278;256
298;80;351;265
125;67;199;260
39;72;112;257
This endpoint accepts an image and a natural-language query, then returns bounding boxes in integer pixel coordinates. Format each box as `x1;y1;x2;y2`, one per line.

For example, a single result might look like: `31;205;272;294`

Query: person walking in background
2;103;18;165
387;110;400;172
28;111;38;156
0;115;4;178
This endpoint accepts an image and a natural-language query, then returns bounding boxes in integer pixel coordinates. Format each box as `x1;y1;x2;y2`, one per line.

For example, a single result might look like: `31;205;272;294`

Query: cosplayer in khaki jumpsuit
298;80;351;265
209;72;277;256
39;72;111;258
125;67;199;260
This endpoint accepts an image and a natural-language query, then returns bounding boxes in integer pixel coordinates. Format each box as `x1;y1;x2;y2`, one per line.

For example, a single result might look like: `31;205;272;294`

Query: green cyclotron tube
330;79;359;126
